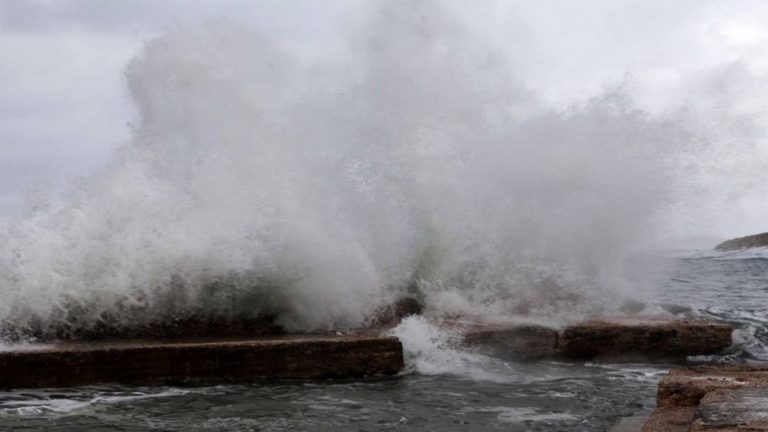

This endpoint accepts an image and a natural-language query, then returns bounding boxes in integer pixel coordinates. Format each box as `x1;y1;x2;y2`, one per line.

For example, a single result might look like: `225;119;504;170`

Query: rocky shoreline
715;231;768;251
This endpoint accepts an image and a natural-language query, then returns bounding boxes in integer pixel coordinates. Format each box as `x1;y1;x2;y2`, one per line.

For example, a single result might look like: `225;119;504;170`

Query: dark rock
0;333;404;389
715;232;768;251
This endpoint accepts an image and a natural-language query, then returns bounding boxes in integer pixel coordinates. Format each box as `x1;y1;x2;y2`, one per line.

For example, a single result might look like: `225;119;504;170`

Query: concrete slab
560;317;732;360
691;388;768;431
657;365;768;408
0;333;404;389
447;316;732;361
644;365;768;432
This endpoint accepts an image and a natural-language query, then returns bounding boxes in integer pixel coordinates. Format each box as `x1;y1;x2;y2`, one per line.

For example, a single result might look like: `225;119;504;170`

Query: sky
1;0;767;243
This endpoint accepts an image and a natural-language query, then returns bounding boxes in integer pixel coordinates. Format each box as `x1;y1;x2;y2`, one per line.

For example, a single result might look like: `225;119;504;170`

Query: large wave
0;3;692;338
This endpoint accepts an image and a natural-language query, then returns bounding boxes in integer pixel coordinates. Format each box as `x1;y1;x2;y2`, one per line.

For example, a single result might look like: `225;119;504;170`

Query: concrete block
560;317;732;360
0;334;404;389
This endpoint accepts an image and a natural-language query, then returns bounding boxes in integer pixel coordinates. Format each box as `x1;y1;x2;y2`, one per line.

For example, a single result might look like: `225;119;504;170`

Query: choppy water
0;364;664;432
0;252;765;432
662;249;768;364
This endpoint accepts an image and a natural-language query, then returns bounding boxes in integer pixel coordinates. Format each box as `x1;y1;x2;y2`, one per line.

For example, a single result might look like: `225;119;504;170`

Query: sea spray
0;3;689;339
390;316;507;381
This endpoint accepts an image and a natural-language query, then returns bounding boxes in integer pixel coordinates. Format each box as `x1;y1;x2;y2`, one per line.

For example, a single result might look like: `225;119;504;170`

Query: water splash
0;3;693;337
389;316;506;380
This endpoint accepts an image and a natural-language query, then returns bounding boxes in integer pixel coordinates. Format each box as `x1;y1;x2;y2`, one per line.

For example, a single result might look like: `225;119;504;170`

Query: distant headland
714;232;768;251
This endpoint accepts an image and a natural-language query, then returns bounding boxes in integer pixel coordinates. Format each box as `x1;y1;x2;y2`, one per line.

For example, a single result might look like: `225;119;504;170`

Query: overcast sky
1;0;767;241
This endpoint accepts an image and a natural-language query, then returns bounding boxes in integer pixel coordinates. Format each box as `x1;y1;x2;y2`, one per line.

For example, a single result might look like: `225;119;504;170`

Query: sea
0;249;764;432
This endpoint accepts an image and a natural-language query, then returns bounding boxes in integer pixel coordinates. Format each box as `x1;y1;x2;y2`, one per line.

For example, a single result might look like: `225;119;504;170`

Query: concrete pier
0;316;733;389
559;317;732;360
453;316;732;362
0;333;404;390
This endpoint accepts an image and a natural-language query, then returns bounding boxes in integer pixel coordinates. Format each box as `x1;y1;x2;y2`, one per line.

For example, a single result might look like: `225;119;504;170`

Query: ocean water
0;252;764;432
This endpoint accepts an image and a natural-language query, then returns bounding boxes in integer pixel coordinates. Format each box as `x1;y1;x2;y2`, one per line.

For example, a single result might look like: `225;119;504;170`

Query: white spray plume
0;3;694;337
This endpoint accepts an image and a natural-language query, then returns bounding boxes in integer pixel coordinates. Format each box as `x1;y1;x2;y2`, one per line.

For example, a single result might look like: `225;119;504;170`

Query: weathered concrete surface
715;232;768;251
658;365;768;408
642;407;697;432
445;316;732;362
643;365;768;432
458;323;559;360
0;333;403;389
560;317;732;360
691;388;768;431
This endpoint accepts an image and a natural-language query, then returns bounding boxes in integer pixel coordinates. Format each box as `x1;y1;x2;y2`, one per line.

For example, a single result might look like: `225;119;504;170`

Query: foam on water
0;388;192;416
0;2;734;337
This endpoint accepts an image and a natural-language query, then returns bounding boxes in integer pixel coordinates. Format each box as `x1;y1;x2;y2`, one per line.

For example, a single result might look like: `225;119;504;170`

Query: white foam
390;316;517;382
0;388;190;416
467;406;578;423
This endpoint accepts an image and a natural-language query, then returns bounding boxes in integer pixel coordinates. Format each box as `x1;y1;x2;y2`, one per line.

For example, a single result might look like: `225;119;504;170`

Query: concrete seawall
0;316;734;390
0;334;404;389
457;317;732;362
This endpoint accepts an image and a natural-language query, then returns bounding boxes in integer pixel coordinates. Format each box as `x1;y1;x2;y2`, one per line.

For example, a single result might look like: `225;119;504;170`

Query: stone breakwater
0;316;732;390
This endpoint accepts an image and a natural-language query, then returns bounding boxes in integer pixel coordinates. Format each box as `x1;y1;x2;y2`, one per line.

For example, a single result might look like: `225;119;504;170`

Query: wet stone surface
560;317;732;361
693;388;768;431
657;365;768;408
0;334;404;389
644;365;768;432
